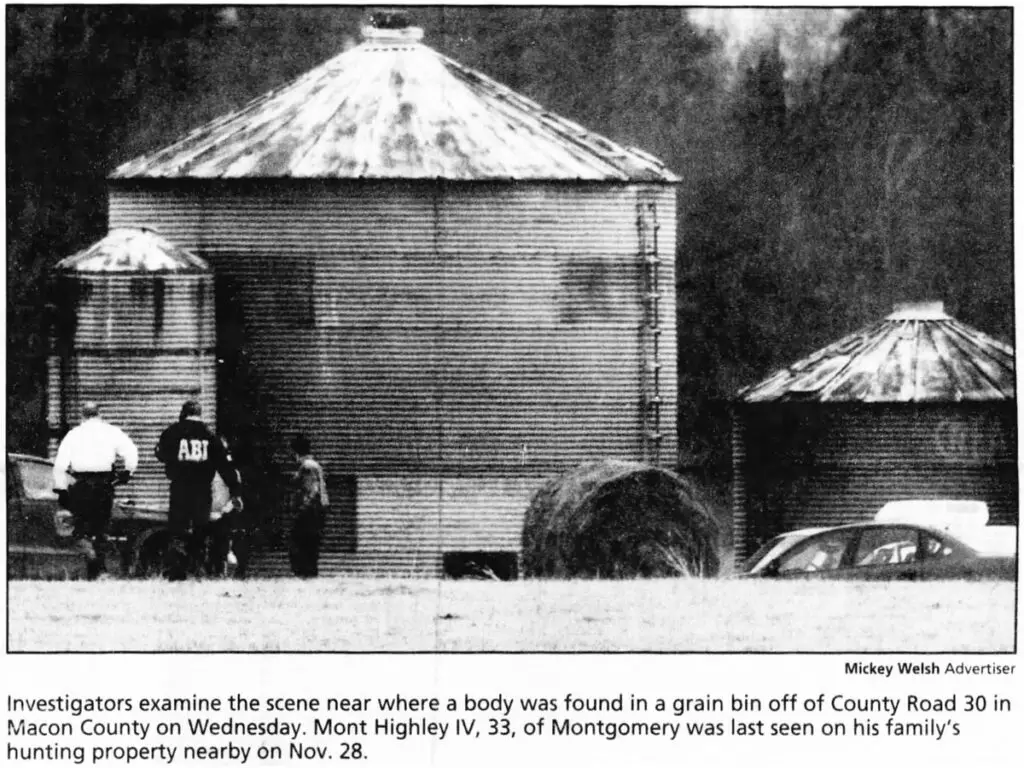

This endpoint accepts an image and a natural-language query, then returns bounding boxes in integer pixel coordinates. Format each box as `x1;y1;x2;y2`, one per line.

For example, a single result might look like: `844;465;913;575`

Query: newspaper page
4;5;1019;767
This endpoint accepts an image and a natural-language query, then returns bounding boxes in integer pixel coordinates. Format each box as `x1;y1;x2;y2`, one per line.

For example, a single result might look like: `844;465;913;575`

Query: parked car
739;521;1017;581
7;452;170;579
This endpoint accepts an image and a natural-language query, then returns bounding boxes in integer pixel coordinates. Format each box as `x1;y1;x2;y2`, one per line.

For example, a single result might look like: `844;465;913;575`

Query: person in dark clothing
205;435;244;577
154;400;242;581
288;434;330;578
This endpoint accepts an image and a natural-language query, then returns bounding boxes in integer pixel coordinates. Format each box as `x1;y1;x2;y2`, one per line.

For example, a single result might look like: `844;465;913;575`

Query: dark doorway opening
443;551;519;581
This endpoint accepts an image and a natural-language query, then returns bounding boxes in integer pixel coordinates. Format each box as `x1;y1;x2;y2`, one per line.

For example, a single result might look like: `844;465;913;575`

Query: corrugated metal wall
249;477;541;577
730;419;747;571
47;273;217;509
733;403;1018;562
108;180;677;574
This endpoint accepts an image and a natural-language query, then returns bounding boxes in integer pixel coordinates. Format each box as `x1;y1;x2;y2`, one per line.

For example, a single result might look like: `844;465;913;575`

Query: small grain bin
48;228;216;509
732;301;1017;566
107;19;680;576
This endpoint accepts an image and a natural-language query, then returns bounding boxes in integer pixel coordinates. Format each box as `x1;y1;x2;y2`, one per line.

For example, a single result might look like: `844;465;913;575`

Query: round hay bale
521;459;721;579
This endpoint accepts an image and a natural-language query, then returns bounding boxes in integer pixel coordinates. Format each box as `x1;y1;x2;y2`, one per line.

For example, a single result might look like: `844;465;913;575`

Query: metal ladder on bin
637;198;663;465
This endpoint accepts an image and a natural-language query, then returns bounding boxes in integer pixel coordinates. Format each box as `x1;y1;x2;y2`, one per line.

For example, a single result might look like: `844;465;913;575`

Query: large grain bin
48;228;216;509
732;301;1017;566
107;20;680;577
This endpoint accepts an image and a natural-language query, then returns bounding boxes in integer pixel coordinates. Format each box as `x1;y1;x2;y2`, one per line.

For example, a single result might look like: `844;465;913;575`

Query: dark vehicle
7;453;170;579
740;522;1017;581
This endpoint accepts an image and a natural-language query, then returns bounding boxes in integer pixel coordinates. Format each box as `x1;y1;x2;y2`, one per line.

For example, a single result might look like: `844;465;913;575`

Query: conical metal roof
55;228;209;273
738;302;1016;403
111;25;678;182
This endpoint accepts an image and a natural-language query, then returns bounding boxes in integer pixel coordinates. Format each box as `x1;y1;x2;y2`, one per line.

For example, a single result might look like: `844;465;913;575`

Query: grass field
6;577;1016;653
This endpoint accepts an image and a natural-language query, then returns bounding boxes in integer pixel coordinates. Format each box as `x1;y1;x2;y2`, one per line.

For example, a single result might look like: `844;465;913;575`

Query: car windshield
776;530;857;574
741;535;790;573
17;459;57;500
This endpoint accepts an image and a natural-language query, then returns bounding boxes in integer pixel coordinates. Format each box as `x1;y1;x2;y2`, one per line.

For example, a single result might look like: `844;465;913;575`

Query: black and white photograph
5;4;1017;660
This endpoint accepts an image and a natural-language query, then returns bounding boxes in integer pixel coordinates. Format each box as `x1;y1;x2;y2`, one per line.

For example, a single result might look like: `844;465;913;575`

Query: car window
776;530;856;573
17;459;57;500
921;532;955;559
854;526;919;566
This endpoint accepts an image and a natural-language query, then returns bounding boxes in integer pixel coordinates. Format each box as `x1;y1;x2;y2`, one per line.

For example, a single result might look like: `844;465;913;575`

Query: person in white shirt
52;401;139;579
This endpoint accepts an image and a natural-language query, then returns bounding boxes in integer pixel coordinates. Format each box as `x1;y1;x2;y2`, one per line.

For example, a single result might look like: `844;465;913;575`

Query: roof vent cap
887;301;948;321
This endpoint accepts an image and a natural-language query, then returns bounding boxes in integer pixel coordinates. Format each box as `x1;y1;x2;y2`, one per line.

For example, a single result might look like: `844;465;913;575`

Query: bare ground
5;578;1016;653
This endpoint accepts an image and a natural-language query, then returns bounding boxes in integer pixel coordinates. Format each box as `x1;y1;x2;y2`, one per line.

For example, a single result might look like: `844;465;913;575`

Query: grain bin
732;301;1017;566
107;20;680;576
48;228;216;509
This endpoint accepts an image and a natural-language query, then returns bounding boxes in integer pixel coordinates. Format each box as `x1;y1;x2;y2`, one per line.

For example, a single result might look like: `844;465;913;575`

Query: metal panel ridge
107;182;678;474
110;35;679;183
737;302;1015;403
56;228;208;273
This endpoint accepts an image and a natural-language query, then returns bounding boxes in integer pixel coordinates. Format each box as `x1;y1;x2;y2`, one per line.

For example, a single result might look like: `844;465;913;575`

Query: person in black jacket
205;435;245;577
155;400;242;581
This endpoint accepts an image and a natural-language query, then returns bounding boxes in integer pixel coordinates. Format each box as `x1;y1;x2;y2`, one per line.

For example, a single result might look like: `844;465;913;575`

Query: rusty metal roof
111;26;678;182
56;228;209;273
738;302;1016;403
